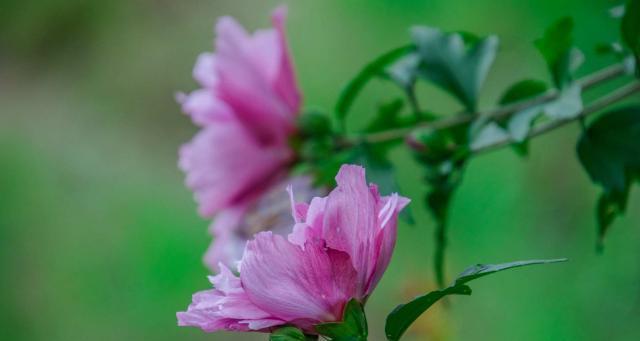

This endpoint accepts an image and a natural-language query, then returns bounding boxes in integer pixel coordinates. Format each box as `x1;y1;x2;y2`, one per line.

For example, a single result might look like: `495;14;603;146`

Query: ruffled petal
320;165;409;297
178;89;233;126
178;121;290;217
214;11;298;145
320;165;378;297
241;232;357;324
271;6;301;113
193;52;218;88
177;264;284;332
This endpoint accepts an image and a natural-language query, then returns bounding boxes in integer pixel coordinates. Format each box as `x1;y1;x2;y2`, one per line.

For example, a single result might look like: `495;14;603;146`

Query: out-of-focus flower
177;165;410;334
178;6;302;269
203;176;322;270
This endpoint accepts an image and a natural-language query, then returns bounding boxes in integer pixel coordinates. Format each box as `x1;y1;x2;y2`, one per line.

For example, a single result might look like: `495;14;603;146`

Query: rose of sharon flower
178;7;302;269
177;165;410;333
203;176;324;270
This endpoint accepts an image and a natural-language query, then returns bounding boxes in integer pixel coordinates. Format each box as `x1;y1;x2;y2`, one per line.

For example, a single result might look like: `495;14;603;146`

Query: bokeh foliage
1;0;639;340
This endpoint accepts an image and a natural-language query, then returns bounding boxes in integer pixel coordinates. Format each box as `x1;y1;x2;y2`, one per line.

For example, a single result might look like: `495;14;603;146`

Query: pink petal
214;11;298;145
193;52;218;88
177;264;284;332
271;5;301;113
179;89;233;126
320;165;409;297
241;232;357;324
321;165;378;297
178;121;290;218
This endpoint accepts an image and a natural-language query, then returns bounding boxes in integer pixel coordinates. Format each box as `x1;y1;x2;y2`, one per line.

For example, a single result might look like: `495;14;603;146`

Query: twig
354;63;627;144
472;81;640;155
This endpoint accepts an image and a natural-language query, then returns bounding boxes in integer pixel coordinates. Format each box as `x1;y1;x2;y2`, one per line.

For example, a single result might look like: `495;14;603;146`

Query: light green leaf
507;84;582;142
470;121;510;151
543;84;583;119
411;27;499;111
385;258;567;341
385;53;421;89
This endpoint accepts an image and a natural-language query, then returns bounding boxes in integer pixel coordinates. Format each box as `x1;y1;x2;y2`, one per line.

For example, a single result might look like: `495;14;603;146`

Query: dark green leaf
596;191;628;252
535;17;584;88
385;258;567;341
413;126;469;287
577;106;640;192
577;106;640;246
499;79;549;105
315;299;367;341
411;27;499;111
595;42;624;57
335;45;414;128
298;111;333;137
622;0;640;74
270;326;317;341
365;98;406;134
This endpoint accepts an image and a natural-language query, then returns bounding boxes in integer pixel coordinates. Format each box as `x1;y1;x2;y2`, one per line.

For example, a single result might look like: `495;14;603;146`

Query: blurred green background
1;0;639;340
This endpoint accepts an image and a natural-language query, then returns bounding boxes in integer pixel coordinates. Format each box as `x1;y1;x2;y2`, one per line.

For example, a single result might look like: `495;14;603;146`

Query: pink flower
177;165;410;333
178;6;302;268
203;176;324;270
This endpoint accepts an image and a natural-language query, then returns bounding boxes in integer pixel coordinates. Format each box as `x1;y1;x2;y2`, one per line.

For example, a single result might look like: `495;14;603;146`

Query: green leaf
412;126;469;287
385;258;567;341
507;84;582;142
577;106;640;246
499;79;549;105
315;299;368;341
411;27;499;111
335;45;414;128
298;110;333;137
270;326;318;341
596;191;628;252
610;4;626;19
468;79;549;156
469;121;510;151
622;0;640;74
365;98;406;134
535;17;584;89
385;53;421;90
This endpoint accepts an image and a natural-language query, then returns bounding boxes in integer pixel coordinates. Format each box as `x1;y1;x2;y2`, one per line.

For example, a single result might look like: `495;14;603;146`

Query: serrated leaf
270;326;317;341
315;299;367;341
385;258;566;341
622;0;640;74
335;45;413;127
411;27;499;111
577;106;640;245
535;17;584;88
